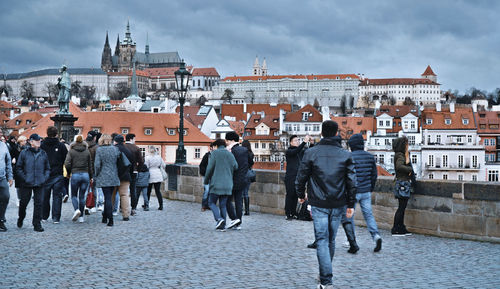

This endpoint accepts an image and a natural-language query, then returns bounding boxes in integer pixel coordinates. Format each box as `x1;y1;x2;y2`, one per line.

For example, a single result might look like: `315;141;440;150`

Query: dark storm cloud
0;0;498;92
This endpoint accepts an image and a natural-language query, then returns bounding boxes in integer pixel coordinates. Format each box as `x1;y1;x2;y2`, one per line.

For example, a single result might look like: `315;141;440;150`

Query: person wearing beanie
64;135;92;223
40;126;68;224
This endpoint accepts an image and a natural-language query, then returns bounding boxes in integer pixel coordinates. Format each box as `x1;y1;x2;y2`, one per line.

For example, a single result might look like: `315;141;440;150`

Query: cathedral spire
253;55;260;76
101;31;112;72
145;32;149;55
124;19;133;45
261;57;267;76
114;34;120;56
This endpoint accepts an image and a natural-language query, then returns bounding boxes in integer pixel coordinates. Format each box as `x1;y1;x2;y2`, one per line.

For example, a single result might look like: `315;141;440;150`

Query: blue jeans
113;189;120;213
42;175;65;221
311;206;345;286
341;192;380;241
136;186;148;207
201;184;210;208
226;187;244;223
208;194;229;224
70;173;90;213
242;182;250;198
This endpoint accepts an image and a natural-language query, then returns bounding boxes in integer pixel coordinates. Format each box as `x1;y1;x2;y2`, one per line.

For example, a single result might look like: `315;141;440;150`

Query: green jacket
204;146;238;195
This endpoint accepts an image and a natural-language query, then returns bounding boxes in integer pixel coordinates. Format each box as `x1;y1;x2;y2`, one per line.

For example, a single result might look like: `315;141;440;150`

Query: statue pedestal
50;114;79;143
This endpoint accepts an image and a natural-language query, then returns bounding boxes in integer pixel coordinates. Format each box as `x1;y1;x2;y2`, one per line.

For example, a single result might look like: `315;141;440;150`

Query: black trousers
393;197;409;231
147;182;162;208
285;176;298;217
129;173;138;210
18;186;44;226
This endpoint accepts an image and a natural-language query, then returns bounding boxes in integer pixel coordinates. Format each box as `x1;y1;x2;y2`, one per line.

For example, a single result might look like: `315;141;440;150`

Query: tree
110;82;130;100
196;95;207;106
340;95;347;115
71;80;82;97
403;97;416;106
78;85;96;107
0;84;13;98
221;88;234;104
247;90;256;104
388;96;396;105
360;94;374;107
43;82;59;104
20;80;34;100
313;98;320;109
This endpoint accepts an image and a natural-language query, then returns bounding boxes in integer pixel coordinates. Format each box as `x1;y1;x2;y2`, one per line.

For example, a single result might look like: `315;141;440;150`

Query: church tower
114;34;120;57
118;20;136;72
261;57;268;76
253;56;261;76
421;65;437;83
101;32;113;72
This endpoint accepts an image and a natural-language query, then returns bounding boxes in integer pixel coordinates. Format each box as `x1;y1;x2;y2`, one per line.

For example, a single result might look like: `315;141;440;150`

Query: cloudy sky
1;0;498;93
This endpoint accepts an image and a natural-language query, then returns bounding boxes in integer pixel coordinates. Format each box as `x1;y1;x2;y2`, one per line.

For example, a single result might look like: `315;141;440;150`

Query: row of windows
87;127;187;136
428;173;478;181
484;138;497;146
427;155;478;168
285;124;321;132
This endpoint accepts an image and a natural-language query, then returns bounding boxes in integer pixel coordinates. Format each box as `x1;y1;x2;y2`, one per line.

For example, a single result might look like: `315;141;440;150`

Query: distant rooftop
5;68;106;80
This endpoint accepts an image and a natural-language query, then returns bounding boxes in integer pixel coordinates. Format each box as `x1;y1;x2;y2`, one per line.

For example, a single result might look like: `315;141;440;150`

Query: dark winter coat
40;137;68;177
348;134;377;194
87;139;98;167
94;145;120;188
64;141;93;179
285;141;307;178
296;136;357;209
230;144;250;191
199;151;211;176
13;144;29;188
393;138;414;182
124;142;143;171
115;143;133;182
16;147;51;187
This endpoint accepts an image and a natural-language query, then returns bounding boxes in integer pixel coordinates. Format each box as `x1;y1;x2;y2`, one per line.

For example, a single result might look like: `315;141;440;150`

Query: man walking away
285;134;310;220
17;134;51;232
225;132;250;230
346;133;382;252
124;133;143;216
113;135;133;221
199;142;214;211
40;126;68;224
296;120;357;289
0;140;13;231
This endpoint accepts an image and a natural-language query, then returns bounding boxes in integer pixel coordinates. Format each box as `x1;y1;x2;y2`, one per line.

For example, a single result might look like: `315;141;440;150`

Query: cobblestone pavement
1;186;499;289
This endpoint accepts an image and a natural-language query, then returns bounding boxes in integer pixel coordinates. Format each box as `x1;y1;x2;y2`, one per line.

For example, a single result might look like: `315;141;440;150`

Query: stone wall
164;165;500;243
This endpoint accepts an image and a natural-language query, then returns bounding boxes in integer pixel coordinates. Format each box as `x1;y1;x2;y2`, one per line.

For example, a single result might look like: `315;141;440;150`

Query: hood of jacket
392;137;407;154
348;134;364;151
70;141;88;152
318;136;342;147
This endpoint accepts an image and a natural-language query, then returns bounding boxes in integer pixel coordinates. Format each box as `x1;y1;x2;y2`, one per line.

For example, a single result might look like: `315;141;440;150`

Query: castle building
101;21;183;72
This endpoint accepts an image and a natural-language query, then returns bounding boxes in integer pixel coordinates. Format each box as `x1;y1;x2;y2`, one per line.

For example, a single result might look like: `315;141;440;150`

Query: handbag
160;165;167;180
117;152;131;178
247;169;256;183
393;180;411;198
86;180;95;208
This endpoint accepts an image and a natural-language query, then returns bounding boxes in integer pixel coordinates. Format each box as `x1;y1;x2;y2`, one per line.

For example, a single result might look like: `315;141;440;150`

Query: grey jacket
94;145;120;188
0;142;13;181
204;146;238;196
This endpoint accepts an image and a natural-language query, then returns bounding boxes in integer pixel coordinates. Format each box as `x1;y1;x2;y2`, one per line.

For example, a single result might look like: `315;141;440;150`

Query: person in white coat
145;146;166;210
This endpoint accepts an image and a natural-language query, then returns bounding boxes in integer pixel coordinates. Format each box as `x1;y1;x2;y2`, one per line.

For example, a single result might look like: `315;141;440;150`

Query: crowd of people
0;126;166;232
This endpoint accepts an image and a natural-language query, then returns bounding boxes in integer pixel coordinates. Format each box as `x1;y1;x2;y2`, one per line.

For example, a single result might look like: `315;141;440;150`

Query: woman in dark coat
241;140;254;215
392;136;415;236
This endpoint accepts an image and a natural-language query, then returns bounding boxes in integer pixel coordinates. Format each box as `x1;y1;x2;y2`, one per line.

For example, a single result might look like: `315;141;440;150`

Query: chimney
473;103;478;112
450;102;455;113
243;102;247;113
436;102;441;112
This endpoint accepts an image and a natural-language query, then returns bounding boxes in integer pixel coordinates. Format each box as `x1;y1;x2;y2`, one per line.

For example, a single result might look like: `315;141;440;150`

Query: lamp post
174;60;191;164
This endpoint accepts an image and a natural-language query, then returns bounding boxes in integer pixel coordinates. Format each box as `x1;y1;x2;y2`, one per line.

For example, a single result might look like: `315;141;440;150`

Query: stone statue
57;65;71;114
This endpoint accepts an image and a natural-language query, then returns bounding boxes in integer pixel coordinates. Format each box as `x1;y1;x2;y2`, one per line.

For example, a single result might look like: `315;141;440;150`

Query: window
302;112;309;121
442;155;448;168
488;170;499;182
254;143;259;149
274;131;279;136
194;148;201;159
304;125;311;132
144;128;152;135
426;119;433;125
121;128;129;134
408;136;416;145
410;121;416;129
285;124;292;132
480;124;486;129
490;124;499;129
457;136;463;143
378;154;385;164
436;135;441;144
378;120;383;127
429;173;434;179
391;155;394;164
442;174;448;180
92;127;101;133
472;155;478;168
445;119;451;125
385;139;391;145
468;135;472;143
139;147;146;159
472;174;478;181
462;119;469;125
428;155;434;167
411;154;417;164
262;143;266;149
458;174;464;181
385;120;391;127
293;124;299;131
458;155;464;168
427;135;431;144
313;125;320;131
168;129;175;135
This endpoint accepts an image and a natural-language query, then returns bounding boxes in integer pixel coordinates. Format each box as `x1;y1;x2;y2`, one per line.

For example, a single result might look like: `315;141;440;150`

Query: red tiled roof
109;100;123;106
37;106;58;114
377;105;418;118
227;120;245;136
6;112;43;130
175;106;207;128
108;70;149;77
284;104;322;122
223;74;359;82
377;165;392;176
422;65;436;76
475;111;500;134
360;78;438;86
0;100;19;110
192;68;219;77
422;106;475;130
145;66;193;79
245;114;280;129
331;116;375;140
221;104;292;122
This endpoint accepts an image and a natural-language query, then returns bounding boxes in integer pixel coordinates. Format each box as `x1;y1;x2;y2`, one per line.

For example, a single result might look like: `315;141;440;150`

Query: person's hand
304;135;311;143
298;198;305;204
346;208;354;218
8;179;13;187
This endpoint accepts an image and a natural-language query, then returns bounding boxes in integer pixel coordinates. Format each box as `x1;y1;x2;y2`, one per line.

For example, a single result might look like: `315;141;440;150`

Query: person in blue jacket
16;134;51;232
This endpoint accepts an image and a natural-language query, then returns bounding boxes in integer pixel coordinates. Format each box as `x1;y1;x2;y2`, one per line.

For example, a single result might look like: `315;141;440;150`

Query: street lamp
174;60;191;164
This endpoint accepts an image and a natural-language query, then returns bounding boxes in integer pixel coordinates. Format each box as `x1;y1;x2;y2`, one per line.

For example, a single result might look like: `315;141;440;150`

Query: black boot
244;197;250;215
343;222;359;254
107;217;113;227
307;240;317;249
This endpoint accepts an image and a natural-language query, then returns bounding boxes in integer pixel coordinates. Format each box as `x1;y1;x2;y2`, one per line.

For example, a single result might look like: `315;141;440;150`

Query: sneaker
131;210;137;216
227;219;241;229
97;205;104;211
78;217;84;223
34;225;44;232
392;231;406;237
215;219;225;230
285;215;294;221
234;226;242;230
17;218;23;228
84;208;90;215
216;228;226;232
123;217;130;221
72;209;81;222
41;219;47;223
63;195;69;203
374;238;382;252
0;221;6;232
317;284;334;289
307;241;317;249
90;207;97;213
144;207;149;211
53;220;60;224
342;240;350;248
112;211;118;216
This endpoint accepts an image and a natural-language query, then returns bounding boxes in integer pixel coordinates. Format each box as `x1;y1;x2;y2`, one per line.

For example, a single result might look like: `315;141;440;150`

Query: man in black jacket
225;132;250;230
16;134;51;232
40;126;68;223
113;134;133;221
199;142;214;211
284;134;310;220
296;120;356;289
124;133;143;216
